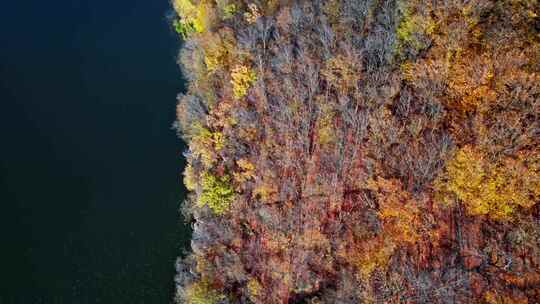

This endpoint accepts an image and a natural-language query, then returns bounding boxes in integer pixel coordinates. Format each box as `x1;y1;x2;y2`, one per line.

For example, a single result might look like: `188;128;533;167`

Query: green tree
198;171;235;214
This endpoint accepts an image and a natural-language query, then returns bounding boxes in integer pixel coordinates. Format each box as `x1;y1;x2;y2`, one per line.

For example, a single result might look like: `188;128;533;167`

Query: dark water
0;0;189;302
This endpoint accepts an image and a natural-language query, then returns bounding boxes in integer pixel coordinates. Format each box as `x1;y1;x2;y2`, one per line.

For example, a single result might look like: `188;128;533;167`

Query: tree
198;171;235;214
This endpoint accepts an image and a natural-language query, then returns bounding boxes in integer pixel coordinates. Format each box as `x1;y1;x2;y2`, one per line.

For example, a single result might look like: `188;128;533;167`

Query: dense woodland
171;0;540;303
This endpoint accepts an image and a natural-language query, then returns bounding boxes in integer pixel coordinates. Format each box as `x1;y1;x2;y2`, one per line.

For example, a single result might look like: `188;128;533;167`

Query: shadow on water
0;0;190;302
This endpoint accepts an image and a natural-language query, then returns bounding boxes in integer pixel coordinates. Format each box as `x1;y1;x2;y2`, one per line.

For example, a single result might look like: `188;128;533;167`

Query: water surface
0;0;189;302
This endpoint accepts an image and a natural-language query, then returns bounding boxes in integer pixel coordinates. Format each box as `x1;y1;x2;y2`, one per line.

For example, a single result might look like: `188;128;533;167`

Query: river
0;0;189;302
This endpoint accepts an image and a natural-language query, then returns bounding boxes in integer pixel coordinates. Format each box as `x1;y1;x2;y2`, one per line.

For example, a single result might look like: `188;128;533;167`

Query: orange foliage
367;177;422;243
483;289;529;304
338;235;396;280
233;158;255;184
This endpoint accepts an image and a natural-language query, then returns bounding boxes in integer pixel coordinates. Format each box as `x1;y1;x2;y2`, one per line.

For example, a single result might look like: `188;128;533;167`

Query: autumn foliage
172;0;540;303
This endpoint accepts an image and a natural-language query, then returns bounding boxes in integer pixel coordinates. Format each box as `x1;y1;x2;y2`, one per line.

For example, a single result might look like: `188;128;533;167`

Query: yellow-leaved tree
198;171;235;214
173;0;212;37
230;65;256;99
435;146;540;219
184;278;224;304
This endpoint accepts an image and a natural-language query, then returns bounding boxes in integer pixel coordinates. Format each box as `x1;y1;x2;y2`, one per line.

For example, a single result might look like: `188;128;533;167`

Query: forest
171;0;540;303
